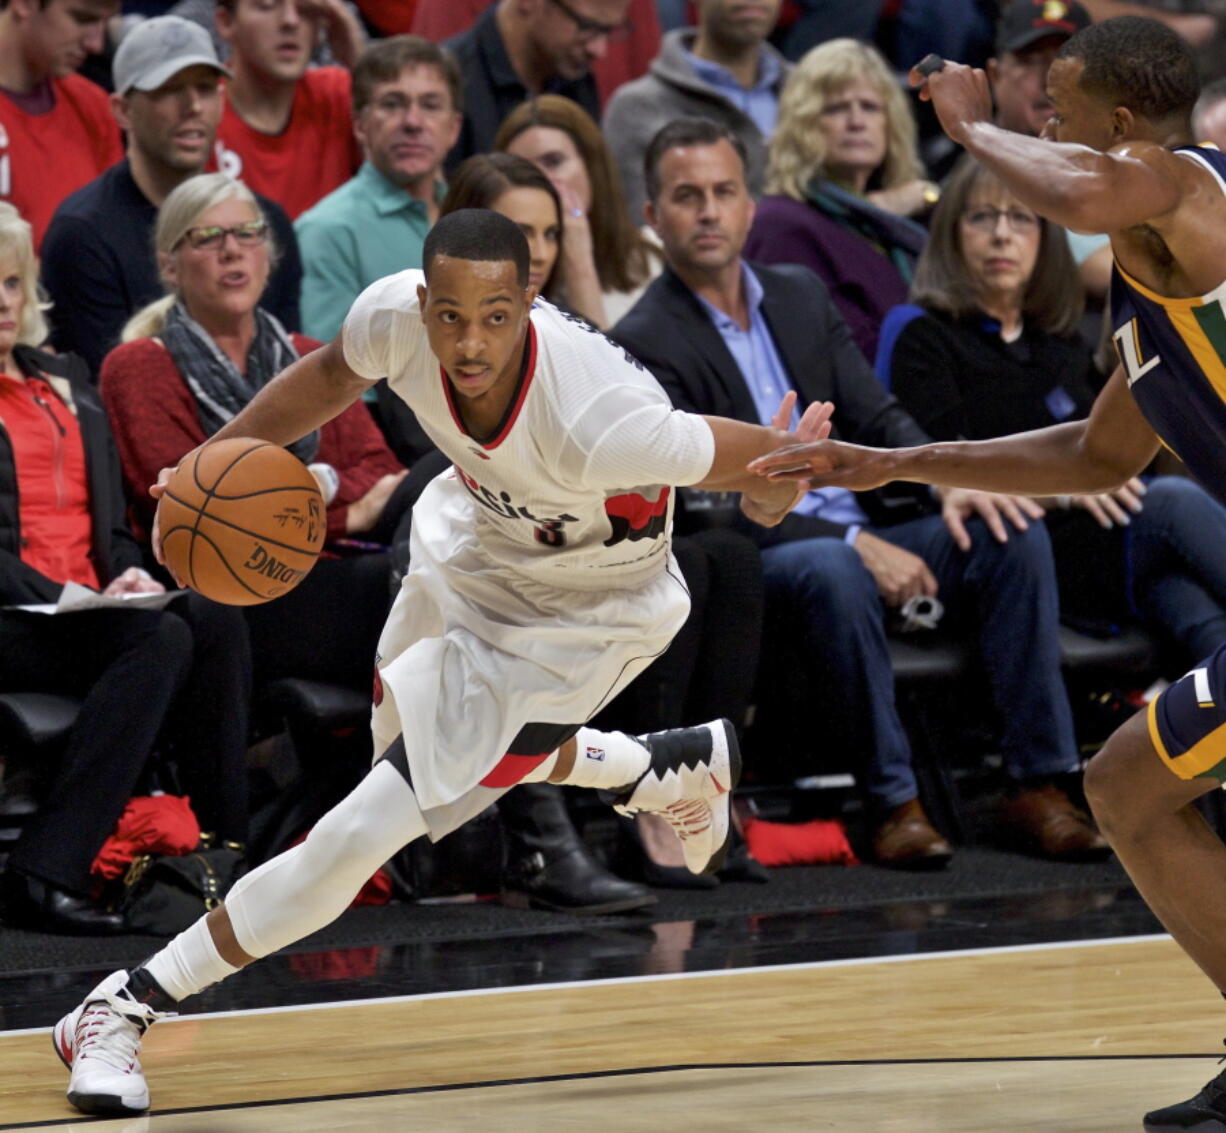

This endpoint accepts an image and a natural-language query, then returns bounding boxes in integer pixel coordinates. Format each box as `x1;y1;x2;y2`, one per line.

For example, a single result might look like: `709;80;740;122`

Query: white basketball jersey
342;270;715;590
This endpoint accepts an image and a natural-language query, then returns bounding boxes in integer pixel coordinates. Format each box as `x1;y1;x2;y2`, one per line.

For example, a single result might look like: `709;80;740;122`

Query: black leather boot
498;784;656;915
0;869;127;935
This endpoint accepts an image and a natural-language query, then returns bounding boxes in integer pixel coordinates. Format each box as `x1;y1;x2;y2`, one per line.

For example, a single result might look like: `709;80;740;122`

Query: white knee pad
226;760;426;959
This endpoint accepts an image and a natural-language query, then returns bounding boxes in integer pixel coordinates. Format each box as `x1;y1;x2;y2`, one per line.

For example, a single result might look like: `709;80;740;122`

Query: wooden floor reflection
2;937;1222;1131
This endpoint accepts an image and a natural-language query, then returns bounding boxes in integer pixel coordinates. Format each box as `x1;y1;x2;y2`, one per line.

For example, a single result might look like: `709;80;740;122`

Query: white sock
143;916;239;1003
519;752;559;782
562;727;650;790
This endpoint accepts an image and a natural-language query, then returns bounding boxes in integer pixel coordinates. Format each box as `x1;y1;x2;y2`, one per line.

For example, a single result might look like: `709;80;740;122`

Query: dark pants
1129;475;1226;664
593;528;764;734
0;593;251;894
758;515;1079;809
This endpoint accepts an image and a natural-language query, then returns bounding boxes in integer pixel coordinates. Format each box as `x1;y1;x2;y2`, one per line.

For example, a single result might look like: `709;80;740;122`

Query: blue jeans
1129;476;1226;664
758;514;1079;810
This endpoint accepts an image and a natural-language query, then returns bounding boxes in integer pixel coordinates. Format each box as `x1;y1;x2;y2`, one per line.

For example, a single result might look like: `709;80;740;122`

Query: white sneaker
613;719;741;875
53;970;171;1116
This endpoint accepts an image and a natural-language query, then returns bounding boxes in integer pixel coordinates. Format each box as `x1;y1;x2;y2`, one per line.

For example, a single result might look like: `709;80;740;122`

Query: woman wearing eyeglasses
99;174;425;706
884;156;1226;660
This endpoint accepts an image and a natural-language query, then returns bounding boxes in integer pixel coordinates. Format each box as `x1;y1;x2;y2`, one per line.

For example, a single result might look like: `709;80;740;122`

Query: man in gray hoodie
603;0;787;222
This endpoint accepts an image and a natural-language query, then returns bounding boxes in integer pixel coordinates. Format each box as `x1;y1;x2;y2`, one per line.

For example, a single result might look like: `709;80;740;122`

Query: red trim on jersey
604;486;671;529
479;750;552;788
440;322;538;451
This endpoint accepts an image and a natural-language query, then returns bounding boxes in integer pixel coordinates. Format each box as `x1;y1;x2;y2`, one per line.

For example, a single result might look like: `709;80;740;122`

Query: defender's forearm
883;422;1142;496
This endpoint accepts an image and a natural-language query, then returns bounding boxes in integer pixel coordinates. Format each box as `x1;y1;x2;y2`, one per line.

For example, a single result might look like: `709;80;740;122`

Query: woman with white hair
0;202;253;934
744;38;936;362
99;174;423;698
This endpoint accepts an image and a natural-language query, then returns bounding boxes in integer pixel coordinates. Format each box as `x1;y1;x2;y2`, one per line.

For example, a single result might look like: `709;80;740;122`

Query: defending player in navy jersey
47;208;834;1118
750;18;1226;1131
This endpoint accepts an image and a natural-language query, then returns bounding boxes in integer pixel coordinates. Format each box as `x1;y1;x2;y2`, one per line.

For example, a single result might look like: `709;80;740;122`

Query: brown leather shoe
998;784;1111;861
872;799;953;870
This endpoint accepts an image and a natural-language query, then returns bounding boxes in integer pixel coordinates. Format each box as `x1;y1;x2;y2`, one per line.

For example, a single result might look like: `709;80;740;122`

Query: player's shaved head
1056;16;1199;124
422;208;530;290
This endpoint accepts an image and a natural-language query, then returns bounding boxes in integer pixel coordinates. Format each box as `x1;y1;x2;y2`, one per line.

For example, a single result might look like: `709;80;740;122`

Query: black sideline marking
4;1054;1219;1129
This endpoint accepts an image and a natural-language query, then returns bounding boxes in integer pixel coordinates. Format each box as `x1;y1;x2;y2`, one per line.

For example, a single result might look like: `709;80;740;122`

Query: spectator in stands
412;0;661;110
40;16;302;378
613;119;1108;865
0;0;121;251
295;36;461;343
212;0;365;219
495;94;663;328
437;153;611;328
442;0;630;169
743;38;932;365
982;0;1114;303
0;202;251;934
98;174;414;691
885;156;1226;663
603;0;788;224
1193;78;1226;151
102;172;653;914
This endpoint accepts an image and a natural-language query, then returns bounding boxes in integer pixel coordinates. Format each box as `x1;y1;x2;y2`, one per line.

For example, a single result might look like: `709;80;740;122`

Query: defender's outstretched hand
748;437;894;493
908;55;993;146
739;394;834;527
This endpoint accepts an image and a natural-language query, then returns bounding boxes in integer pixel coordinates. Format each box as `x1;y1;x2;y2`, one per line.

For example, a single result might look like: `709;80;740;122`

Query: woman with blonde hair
100;173;416;698
744;37;935;361
495;95;662;328
0;201;253;933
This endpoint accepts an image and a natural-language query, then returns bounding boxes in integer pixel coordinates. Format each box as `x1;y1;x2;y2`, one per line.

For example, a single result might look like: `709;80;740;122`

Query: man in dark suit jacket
611;118;1107;866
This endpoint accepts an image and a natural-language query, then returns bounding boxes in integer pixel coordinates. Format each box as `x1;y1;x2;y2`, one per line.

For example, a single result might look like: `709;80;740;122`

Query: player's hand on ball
149;457;191;577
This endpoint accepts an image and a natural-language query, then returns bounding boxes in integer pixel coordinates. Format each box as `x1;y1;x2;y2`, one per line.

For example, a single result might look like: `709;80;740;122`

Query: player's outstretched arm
910;59;1182;234
750;365;1160;497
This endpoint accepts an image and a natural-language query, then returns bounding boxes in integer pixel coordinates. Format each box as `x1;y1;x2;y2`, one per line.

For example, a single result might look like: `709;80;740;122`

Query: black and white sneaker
1144;1062;1226;1131
612;719;741;876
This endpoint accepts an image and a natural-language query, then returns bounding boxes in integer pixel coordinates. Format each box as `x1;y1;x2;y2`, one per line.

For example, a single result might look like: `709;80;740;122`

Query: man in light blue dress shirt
613;118;1111;869
295;37;461;342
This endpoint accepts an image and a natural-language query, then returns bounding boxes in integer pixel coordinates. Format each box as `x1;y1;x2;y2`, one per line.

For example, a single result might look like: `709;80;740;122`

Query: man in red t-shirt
213;0;365;219
0;0;123;250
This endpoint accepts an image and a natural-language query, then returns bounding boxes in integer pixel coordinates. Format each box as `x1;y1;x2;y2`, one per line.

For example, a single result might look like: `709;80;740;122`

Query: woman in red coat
99;173;424;692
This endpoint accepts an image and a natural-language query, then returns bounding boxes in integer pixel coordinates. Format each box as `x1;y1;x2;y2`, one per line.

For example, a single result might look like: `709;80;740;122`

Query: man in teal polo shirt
295;36;462;341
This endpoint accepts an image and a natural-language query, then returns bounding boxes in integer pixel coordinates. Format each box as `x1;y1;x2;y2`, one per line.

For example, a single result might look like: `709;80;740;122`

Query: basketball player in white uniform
50;209;833;1117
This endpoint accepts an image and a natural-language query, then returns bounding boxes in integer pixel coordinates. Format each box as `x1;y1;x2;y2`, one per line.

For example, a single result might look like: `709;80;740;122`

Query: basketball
159;438;325;606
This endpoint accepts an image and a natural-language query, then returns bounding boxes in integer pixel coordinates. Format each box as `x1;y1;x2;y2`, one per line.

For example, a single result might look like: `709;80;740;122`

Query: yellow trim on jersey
1114;261;1226;401
1148;695;1226;780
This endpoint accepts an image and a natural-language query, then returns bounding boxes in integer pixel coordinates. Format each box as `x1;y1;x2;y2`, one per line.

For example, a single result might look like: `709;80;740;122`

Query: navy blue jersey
1109;144;1226;504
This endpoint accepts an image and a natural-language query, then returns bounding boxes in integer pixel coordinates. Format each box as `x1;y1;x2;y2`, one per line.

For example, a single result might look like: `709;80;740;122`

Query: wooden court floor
2;936;1223;1131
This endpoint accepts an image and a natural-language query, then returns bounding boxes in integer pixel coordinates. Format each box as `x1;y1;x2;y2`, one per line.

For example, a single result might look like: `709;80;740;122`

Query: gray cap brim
124;56;231;94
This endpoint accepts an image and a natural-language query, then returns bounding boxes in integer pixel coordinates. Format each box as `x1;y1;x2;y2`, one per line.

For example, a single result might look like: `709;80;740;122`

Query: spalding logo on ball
159;438;326;606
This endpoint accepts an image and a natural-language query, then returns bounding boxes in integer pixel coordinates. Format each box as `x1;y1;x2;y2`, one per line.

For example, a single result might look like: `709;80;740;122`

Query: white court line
1;932;1172;1038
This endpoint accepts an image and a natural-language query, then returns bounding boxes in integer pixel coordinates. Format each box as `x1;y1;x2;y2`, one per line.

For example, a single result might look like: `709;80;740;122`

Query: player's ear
416;282;427;312
1111;105;1134;141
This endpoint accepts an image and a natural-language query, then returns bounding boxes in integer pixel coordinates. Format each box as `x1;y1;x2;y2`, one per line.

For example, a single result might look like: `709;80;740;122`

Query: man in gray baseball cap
112;14;230;95
39;14;302;375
